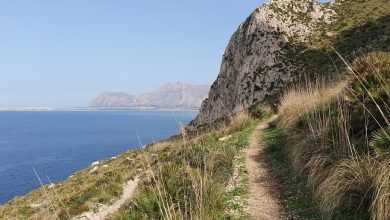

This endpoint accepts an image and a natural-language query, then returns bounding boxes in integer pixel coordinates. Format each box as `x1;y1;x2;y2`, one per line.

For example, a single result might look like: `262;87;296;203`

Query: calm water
0;111;194;205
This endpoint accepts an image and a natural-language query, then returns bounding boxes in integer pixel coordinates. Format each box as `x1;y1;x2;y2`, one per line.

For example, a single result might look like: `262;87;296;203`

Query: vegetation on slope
1;1;389;220
0;146;144;219
268;52;390;219
263;126;320;219
0;111;260;220
113;112;259;219
297;0;390;77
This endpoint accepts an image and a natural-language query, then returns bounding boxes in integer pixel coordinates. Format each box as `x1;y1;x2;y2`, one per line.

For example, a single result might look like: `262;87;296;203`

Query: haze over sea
0;111;194;205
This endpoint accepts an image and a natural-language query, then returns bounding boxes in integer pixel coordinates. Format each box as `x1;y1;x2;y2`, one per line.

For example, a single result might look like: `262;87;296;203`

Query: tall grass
226;111;254;132
115;112;256;219
276;52;390;219
277;80;345;130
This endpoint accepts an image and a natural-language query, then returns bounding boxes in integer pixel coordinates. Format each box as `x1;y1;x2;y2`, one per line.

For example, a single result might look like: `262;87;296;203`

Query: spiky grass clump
275;52;390;219
316;157;390;220
346;52;390;154
286;102;357;190
316;158;377;218
226;111;254;132
372;158;390;220
277;81;345;130
127;163;227;220
115;115;256;219
372;126;390;154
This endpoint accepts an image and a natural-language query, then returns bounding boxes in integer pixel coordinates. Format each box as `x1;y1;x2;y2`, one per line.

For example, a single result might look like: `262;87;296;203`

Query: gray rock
90;82;209;111
188;0;334;129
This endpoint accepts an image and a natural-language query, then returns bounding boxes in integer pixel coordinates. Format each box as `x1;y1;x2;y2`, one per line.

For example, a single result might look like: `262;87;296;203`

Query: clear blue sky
0;1;328;107
0;0;267;107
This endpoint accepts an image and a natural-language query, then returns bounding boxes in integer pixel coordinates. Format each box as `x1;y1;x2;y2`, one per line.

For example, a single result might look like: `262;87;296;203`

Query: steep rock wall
188;0;334;128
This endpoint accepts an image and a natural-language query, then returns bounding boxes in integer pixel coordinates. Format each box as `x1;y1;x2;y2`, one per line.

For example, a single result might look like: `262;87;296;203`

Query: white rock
91;161;100;166
102;164;109;168
30;203;42;208
110;157;117;160
219;135;232;142
89;167;98;173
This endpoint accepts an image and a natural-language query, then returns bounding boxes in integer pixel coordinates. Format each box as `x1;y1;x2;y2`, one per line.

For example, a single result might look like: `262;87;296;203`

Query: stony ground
244;116;286;220
73;176;139;220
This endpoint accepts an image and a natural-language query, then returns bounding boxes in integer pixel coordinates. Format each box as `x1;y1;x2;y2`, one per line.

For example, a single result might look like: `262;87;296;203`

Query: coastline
0;111;194;206
0;133;170;206
0;108;199;112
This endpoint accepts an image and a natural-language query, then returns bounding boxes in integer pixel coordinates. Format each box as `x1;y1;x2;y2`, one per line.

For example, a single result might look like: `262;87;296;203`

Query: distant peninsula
0;106;53;111
90;82;210;111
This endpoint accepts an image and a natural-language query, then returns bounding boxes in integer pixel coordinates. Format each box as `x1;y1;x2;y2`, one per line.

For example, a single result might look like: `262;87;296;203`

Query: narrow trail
73;176;139;220
244;116;285;220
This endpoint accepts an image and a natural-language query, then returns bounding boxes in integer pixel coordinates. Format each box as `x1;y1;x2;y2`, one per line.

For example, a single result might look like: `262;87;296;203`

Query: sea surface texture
0;111;194;204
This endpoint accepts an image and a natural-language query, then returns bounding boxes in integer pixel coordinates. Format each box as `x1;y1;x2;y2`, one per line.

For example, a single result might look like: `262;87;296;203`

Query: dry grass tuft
277;81;345;129
275;51;390;220
372;158;390;220
316;157;378;217
226;111;253;132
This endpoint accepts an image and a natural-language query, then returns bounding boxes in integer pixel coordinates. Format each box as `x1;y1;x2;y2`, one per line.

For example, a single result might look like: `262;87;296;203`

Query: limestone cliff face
189;0;334;128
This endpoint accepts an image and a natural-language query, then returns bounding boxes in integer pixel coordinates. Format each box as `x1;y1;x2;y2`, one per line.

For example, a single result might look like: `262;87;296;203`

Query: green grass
287;0;390;79
115;113;258;219
263;125;321;219
0;112;261;220
263;125;374;220
0;149;142;219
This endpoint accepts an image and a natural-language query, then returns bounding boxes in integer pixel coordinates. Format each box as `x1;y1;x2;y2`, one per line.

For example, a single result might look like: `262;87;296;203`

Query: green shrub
347;52;390;138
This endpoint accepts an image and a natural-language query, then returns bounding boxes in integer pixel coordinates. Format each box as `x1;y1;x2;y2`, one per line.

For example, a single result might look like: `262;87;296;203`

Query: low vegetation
0;111;259;220
0;147;143;219
113;112;258;219
1;1;389;217
263;126;320;219
269;52;390;219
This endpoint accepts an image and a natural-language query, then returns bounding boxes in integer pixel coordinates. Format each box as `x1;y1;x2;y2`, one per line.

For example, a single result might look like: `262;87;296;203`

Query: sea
0;111;195;205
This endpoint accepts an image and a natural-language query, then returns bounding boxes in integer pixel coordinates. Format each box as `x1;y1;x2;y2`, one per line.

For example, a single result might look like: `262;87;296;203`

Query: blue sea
0;111;195;205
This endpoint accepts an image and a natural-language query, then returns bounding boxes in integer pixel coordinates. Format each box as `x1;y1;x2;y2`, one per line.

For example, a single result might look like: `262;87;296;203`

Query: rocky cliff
90;82;209;110
188;0;390;129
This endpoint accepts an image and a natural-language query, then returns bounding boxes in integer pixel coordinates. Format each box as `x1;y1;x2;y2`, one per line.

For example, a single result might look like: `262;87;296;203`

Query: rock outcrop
188;0;335;128
90;82;209;111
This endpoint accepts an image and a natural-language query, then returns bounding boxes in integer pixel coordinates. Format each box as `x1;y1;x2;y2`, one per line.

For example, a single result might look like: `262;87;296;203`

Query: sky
0;0;268;107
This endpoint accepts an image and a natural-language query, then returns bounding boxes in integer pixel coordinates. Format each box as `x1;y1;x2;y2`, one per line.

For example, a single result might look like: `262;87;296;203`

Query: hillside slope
1;1;389;219
189;0;390;129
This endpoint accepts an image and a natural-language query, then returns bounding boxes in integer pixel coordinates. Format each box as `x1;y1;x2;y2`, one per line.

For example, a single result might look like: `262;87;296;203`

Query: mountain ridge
90;82;210;111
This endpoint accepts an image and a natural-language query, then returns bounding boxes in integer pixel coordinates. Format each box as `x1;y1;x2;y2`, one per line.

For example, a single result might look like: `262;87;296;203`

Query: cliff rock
189;0;335;128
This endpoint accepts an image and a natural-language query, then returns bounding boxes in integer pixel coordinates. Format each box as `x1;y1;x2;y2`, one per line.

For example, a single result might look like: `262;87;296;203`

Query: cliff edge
188;0;390;129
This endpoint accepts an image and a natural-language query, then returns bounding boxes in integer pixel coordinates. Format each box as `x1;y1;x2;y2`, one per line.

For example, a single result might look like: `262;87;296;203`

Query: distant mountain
90;82;210;110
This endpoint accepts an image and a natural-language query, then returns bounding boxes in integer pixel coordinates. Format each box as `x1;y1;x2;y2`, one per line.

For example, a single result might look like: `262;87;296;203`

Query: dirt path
73;176;139;220
244;116;285;220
